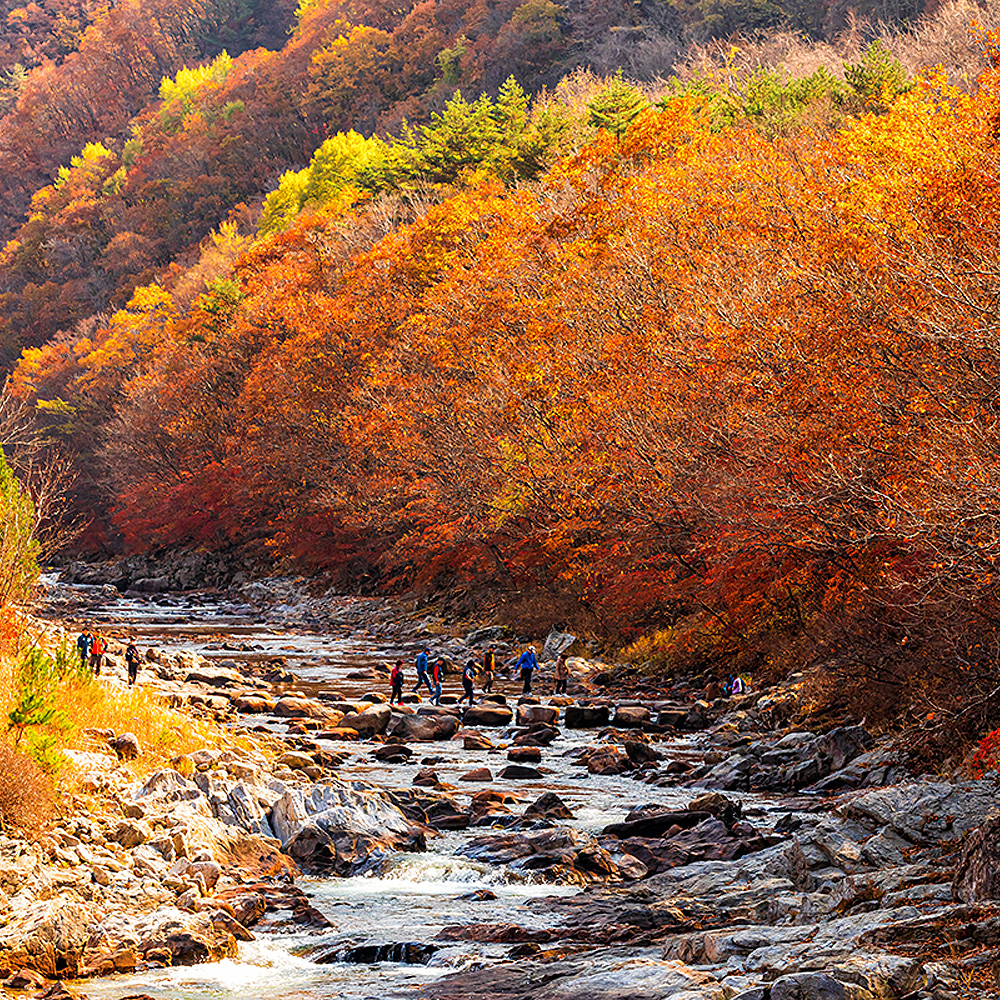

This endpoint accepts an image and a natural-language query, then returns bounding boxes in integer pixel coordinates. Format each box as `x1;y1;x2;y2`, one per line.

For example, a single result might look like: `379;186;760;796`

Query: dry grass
0;617;262;791
0;735;54;835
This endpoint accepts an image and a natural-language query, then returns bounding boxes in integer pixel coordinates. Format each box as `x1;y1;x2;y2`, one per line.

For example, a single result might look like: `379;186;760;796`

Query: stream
46;584;782;1000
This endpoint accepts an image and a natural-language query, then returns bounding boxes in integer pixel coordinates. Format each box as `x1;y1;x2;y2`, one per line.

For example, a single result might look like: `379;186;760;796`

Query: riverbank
0;578;996;999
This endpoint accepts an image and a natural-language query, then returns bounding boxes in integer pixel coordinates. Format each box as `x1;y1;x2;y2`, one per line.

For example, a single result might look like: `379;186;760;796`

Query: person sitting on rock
553;653;569;694
413;648;433;697
481;646;496;693
77;629;93;669
516;646;538;695
125;637;141;687
89;632;107;676
460;660;476;705
389;660;405;704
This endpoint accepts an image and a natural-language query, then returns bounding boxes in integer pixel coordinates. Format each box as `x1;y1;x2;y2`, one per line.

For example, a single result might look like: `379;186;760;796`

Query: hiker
125;637;141;687
705;678;722;701
553;652;569;694
731;675;746;696
89;633;107;676
413;648;433;697
481;646;496;693
460;659;476;705
77;629;93;669
431;658;444;706
389;659;405;704
516;646;537;695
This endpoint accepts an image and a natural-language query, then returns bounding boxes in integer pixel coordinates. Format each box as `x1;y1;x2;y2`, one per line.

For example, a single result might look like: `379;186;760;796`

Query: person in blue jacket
413;648;433;697
516;646;538;695
76;629;93;669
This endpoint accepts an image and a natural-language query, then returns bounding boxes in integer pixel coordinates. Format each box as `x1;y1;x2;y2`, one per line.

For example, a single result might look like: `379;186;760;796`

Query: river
45;584;778;1000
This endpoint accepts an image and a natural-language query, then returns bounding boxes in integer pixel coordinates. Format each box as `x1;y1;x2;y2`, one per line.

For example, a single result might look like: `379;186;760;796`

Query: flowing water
47;584;777;1000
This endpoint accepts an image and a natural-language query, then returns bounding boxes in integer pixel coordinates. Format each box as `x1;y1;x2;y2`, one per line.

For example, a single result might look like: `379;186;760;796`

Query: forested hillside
3;0;1000;753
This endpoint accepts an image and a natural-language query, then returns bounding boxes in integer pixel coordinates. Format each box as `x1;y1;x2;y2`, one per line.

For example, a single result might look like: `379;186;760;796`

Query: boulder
499;765;543;780
459;768;493;782
274;696;332;720
0;898;94;978
953;815;1000;902
541;629;577;661
516;705;558;726
513;725;559;747
839;779;999;843
585;745;633;776
338;704;391;737
525;792;574;821
613;705;652;728
233;695;276;714
460;826;621;882
565;705;610;729
462;730;495;750
388;713;460;742
507;746;542;763
462;704;514;727
269;778;423;873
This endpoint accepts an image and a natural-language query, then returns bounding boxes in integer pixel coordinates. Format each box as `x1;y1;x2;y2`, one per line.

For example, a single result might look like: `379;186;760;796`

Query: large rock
338;704;391;737
0;898;94;978
953;815;1000;902
460;826;622;882
613;705;651;728
565;705;610;729
269;778;423;873
516;705;558;727
462;704;514;727
415;953;725;999
839;779;999;843
274;696;333;720
389;713;460;741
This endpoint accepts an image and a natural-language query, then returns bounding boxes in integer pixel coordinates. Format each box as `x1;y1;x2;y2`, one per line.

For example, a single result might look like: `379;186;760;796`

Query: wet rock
387;788;470;830
438;923;554;944
462;705;514;727
417;952;725;999
524;792;574;821
274;696;333;720
614;706;651;728
233;695;276;714
314;941;438;964
132;906;253;966
459;768;493;782
460;826;621;882
461;731;495;751
186;665;243;687
565;705;610;729
516;705;558;727
269;779;422;873
413;768;443;787
338;705;391;737
585;745;633;776
513;725;559;747
388;714;460;742
2;968;46;990
469;789;516;821
499;765;543;780
625;741;661;766
953;815;1000;902
688;792;743;829
507;747;542;763
373;744;413;762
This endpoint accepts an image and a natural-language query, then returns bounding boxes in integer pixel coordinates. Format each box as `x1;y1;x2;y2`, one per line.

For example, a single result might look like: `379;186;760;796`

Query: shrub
0;736;53;836
0;445;39;606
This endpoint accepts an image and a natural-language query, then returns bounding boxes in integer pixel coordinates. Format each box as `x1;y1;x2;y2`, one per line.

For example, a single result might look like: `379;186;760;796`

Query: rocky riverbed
1;576;998;999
